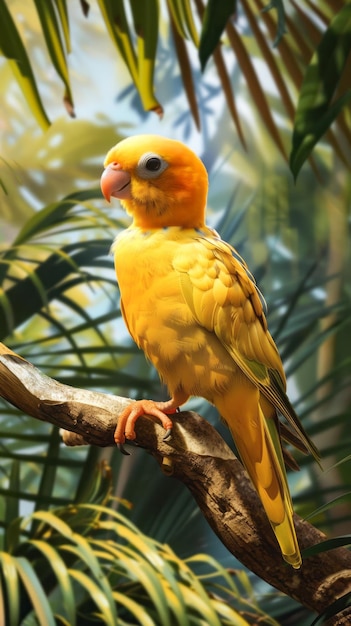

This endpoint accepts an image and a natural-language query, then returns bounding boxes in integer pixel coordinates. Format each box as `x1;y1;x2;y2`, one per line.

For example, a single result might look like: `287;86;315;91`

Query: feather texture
101;135;320;568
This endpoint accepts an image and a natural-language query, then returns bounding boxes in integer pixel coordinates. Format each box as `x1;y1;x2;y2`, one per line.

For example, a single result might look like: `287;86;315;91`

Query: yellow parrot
100;135;319;569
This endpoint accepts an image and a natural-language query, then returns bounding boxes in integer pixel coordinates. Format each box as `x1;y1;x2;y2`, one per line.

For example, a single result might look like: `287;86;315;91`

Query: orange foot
115;393;188;453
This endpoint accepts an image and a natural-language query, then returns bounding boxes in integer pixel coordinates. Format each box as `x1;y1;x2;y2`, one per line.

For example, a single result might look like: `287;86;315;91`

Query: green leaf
305;492;351;521
199;0;236;71
67;569;117;626
290;4;351;178
34;429;61;512
94;539;173;626
96;0;138;85
0;552;20;626
27;540;76;626
310;592;351;626
167;0;189;40
53;0;71;53
261;0;287;47
14;557;56;626
302;536;351;558
4;462;20;540
130;0;163;113
13;190;101;245
112;592;155;626
0;0;50;130
32;0;75;116
177;0;199;46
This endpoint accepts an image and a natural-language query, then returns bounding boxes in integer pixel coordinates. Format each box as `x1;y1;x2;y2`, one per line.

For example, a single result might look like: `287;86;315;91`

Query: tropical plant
0;0;350;624
1;173;350;624
0;0;350;177
2;463;276;626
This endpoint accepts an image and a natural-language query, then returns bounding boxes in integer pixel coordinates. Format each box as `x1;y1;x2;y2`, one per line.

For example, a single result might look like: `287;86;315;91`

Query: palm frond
0;465;275;625
1;1;350;175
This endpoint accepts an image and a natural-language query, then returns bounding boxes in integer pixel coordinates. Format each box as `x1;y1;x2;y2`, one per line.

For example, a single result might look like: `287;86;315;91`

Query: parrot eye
136;152;168;179
146;157;161;171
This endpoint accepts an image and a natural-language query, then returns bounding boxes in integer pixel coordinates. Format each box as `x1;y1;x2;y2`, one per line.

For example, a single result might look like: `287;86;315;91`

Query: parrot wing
173;232;320;462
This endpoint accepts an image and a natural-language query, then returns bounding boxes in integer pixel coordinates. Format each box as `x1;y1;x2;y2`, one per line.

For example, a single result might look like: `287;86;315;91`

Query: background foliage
0;1;350;624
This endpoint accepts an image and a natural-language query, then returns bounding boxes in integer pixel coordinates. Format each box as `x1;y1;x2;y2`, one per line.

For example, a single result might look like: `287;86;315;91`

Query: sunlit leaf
27;539;76;625
94;539;173;626
96;0;138;85
0;0;50;130
68;569;117;626
32;0;75;116
14;557;56;626
0;552;20;626
54;0;71;52
112;592;155;626
167;0;190;40
13;190;101;245
130;0;163;114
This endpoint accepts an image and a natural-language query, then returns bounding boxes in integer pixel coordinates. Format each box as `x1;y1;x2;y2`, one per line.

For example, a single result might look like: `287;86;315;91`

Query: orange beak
100;163;131;201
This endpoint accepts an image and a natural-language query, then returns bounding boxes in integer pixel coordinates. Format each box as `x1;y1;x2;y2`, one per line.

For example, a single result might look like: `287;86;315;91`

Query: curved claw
118;442;130;456
163;428;172;441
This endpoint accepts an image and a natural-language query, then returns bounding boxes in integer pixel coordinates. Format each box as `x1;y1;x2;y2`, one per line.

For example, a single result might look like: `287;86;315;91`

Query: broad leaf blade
27;540;77;626
32;0;74;115
290;4;351;178
302;535;351;558
130;0;163;113
15;557;56;626
0;0;50;130
199;0;236;71
0;552;20;626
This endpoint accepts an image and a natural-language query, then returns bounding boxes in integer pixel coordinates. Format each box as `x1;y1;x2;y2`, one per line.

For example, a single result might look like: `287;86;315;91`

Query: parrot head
100;135;208;229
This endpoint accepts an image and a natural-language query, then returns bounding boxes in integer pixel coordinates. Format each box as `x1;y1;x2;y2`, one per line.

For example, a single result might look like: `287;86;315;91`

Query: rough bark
0;341;350;624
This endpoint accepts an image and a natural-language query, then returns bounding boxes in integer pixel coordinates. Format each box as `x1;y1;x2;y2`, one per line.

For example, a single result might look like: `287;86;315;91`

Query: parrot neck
122;198;207;230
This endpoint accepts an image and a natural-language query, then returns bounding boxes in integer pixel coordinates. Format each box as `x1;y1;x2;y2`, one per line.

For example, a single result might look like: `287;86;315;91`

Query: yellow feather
102;135;320;569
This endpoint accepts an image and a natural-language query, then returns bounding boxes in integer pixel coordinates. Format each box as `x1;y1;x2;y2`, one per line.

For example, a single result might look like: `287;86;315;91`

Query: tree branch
0;342;350;624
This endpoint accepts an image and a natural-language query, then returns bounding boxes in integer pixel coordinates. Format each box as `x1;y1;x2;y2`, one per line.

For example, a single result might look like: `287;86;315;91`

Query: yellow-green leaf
0;552;20;626
130;0;163;114
0;0;50;130
32;0;75;116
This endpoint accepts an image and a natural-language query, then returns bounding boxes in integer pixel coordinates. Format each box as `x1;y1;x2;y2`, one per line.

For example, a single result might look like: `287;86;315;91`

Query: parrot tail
216;387;302;569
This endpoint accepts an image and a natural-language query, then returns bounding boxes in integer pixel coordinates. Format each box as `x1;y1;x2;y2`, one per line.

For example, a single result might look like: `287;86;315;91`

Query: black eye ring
146;157;162;172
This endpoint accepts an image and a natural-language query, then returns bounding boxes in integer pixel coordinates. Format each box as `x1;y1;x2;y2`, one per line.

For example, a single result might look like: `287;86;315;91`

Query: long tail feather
218;389;302;568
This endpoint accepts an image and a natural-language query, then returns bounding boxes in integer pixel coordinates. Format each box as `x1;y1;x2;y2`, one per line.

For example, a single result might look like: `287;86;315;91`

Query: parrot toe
114;399;175;448
163;428;172;441
117;442;130;456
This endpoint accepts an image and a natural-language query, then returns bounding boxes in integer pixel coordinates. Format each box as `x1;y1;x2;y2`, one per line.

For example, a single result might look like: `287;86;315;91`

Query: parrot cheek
100;166;132;201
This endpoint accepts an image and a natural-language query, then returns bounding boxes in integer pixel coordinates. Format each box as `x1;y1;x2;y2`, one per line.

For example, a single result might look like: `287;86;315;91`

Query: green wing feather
174;231;320;463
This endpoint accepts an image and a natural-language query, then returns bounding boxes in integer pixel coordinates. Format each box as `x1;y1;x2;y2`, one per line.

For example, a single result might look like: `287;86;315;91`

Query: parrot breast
113;226;240;401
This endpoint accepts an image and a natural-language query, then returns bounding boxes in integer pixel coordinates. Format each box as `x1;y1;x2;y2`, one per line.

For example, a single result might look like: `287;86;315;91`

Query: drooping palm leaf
32;0;75;116
290;3;351;177
0;465;276;626
1;1;350;175
0;0;50;131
